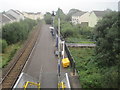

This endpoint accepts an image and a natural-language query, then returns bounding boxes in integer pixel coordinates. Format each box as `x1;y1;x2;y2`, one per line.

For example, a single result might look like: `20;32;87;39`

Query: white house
72;11;109;27
78;12;90;26
72;11;86;25
89;11;109;27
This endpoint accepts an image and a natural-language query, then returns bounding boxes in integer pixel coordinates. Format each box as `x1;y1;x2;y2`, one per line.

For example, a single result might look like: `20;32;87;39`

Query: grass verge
0;42;21;68
65;37;95;44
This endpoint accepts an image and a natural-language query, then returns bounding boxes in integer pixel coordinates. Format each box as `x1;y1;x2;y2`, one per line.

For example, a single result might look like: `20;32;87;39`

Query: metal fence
54;28;77;75
64;44;76;75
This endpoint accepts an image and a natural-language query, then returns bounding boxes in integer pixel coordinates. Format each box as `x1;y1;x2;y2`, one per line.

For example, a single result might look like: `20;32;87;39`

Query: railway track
1;22;42;89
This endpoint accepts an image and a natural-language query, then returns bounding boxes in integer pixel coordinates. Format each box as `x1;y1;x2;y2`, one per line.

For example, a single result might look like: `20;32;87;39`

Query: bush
0;39;8;53
60;21;94;42
2;19;37;45
44;12;52;24
100;66;118;88
61;22;77;38
94;12;119;67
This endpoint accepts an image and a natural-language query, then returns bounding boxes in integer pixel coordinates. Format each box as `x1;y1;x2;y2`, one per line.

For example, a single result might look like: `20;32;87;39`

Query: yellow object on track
62;58;70;68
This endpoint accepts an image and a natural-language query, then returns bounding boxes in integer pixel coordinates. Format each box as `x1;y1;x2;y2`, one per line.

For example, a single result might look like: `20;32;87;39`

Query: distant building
0;9;25;28
78;12;90;27
72;10;109;27
23;12;44;20
6;9;25;21
3;13;16;22
72;11;86;25
0;13;17;28
0;13;10;27
89;11;108;27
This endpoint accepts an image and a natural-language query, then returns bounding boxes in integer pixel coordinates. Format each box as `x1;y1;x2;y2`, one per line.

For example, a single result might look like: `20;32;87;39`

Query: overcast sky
0;0;119;14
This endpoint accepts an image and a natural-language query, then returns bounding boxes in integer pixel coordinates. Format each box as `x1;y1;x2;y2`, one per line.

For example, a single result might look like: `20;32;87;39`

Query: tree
94;11;119;67
44;12;52;24
55;8;66;20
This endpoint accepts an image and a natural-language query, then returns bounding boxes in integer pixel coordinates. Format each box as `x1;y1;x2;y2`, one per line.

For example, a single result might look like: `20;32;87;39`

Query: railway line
1;22;42;89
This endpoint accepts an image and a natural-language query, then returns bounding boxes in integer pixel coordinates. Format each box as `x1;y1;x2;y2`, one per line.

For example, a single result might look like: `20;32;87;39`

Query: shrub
2;19;37;45
0;39;8;53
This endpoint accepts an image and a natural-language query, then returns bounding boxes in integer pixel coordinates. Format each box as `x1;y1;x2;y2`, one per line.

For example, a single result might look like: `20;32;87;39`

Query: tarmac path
23;24;58;88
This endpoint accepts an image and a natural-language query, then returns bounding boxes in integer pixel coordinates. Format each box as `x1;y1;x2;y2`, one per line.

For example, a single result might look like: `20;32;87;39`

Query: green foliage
55;8;66;20
1;19;37;68
54;8;67;28
60;21;94;42
69;47;118;88
61;22;76;38
100;66;118;88
69;12;119;88
44;12;52;24
94;11;119;67
65;37;95;43
69;48;103;88
0;39;8;53
53;9;119;88
1;43;21;68
53;8;94;43
2;19;37;45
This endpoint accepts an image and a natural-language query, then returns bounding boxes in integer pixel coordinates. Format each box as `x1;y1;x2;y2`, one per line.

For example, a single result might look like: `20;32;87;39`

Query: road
23;24;58;88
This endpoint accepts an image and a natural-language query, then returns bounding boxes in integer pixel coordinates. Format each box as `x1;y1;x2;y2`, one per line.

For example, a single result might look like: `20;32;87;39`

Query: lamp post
57;8;61;77
52;11;55;27
58;18;61;76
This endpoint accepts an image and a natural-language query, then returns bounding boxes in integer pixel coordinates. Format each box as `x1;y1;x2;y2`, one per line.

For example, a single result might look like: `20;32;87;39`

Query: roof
93;11;108;17
10;9;20;15
72;11;86;17
4;13;16;20
0;13;11;23
16;10;24;15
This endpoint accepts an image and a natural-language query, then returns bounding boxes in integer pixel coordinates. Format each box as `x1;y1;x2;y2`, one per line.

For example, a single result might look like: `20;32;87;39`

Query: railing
64;43;76;75
54;28;76;75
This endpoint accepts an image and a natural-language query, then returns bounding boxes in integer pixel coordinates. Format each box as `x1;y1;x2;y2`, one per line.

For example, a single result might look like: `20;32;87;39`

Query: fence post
73;62;75;75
